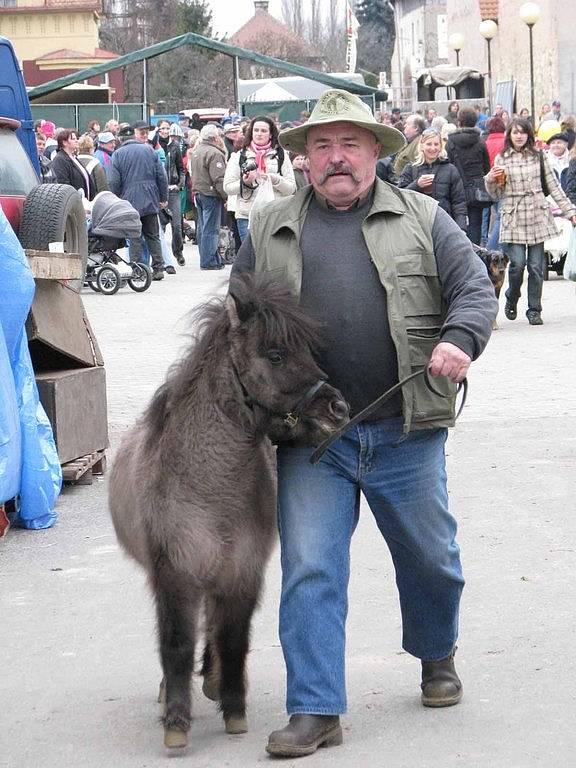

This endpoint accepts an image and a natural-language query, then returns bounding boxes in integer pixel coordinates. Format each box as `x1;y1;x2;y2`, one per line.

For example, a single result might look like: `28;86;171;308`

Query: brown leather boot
266;715;343;757
421;647;463;707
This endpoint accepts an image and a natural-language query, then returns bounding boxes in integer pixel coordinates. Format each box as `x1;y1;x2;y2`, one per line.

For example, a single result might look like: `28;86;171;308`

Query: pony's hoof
164;728;188;749
225;715;248;734
157;678;166;704
202;675;220;702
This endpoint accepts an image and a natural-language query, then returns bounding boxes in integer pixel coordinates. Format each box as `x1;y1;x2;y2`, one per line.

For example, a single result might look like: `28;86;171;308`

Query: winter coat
77;154;109;197
50;150;91;199
159;136;186;189
191;139;227;200
485;132;505;167
108;139;168;216
223;145;296;219
398;158;468;230
446;128;490;206
484;148;576;245
563;158;576;206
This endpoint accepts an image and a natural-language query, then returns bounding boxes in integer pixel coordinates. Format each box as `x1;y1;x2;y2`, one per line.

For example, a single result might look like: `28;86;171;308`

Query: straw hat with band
279;89;406;159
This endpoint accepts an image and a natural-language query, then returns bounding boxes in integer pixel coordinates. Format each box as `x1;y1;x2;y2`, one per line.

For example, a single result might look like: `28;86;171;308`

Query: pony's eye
267;350;283;365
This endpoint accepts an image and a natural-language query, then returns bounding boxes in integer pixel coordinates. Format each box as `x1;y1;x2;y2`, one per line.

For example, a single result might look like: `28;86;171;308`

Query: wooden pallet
62;450;107;485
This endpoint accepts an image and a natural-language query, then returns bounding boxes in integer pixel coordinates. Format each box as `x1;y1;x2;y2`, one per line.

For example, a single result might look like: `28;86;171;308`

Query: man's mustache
320;163;362;184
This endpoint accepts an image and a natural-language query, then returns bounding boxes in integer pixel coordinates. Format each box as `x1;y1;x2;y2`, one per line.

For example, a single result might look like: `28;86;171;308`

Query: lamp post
519;2;541;123
479;20;498;115
448;32;465;67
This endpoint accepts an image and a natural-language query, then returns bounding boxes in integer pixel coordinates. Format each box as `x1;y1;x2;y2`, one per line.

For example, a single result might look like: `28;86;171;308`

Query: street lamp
519;2;541;123
448;32;465;67
479;19;498;115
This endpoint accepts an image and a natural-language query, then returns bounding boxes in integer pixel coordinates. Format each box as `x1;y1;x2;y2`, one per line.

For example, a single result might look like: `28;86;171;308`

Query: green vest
249;180;457;432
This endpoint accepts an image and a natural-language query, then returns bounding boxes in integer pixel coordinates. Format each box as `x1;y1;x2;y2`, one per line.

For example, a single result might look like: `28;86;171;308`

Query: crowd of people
33;97;576;318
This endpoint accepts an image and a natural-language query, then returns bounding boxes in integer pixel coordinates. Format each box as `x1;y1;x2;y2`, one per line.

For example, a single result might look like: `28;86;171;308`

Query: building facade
446;0;576;117
390;0;449;108
0;0;122;99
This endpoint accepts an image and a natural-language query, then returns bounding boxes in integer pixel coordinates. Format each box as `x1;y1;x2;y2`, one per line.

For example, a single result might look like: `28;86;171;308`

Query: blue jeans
487;200;502;251
502;241;544;312
277;418;464;715
195;193;222;268
236;216;249;242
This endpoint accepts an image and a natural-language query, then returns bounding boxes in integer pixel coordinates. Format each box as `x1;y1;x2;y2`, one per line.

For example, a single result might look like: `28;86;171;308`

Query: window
0;128;39;196
0;0;17;7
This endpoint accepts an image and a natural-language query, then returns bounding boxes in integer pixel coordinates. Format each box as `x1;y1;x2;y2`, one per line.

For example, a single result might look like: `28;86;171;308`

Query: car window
0;128;38;195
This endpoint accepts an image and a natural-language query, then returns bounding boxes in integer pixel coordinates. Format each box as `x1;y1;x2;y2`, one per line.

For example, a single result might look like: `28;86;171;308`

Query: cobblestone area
2;245;575;767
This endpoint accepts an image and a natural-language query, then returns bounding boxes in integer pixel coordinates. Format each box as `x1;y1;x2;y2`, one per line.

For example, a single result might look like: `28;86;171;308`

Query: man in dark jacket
446;107;490;245
190;123;227;270
157;120;186;265
108;124;169;279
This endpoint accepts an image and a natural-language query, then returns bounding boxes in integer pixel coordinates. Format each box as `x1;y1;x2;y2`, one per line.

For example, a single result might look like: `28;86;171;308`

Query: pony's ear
226;291;256;327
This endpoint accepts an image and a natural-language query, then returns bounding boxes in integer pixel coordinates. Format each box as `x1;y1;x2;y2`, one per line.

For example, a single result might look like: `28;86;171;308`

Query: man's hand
159;201;168;209
428;342;471;383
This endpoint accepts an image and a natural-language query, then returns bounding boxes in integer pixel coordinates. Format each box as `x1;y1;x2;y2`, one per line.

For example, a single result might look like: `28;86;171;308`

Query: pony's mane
143;273;322;444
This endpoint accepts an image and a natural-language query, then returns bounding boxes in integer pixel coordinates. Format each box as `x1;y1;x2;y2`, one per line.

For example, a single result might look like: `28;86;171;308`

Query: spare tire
19;183;88;291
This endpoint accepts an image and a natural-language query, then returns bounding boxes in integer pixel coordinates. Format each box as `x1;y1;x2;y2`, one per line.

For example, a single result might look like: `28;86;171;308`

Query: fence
30;103;146;132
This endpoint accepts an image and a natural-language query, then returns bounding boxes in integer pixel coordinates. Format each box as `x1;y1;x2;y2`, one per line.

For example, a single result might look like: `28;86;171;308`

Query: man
35;132;54;182
231;89;497;758
157;120;186;265
392;113;426;176
105;118;119;136
190;123;227;270
94;131;115;171
551;100;562;122
426;106;437;127
108;123;169;280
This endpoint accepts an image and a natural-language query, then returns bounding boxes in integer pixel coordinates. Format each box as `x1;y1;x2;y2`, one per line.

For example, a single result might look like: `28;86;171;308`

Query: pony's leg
201;597;221;702
152;556;200;749
213;591;259;735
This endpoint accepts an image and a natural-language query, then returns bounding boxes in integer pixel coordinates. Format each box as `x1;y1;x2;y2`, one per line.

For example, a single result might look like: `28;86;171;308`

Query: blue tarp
0;204;61;528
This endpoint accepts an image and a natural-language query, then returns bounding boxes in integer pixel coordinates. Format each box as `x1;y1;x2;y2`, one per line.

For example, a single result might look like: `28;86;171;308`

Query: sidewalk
2;246;575;768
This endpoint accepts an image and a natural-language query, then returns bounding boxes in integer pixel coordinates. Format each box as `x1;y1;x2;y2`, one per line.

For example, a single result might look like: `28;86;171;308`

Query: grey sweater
231;192;497;419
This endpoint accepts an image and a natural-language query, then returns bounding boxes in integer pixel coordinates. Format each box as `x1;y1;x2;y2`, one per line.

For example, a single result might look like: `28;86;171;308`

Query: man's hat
546;131;569;145
132;120;151;130
97;131;115;144
223;123;242;134
279;89;406;159
118;124;135;138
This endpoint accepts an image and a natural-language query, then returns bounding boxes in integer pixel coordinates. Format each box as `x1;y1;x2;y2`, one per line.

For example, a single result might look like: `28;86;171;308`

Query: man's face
135;128;148;143
306;122;380;209
404;118;420;141
101;140;115;152
549;138;568;156
36;136;45;154
494;105;503;116
107;120;119;135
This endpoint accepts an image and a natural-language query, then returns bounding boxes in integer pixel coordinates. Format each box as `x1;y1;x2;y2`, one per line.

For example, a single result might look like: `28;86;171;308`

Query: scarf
250;140;271;172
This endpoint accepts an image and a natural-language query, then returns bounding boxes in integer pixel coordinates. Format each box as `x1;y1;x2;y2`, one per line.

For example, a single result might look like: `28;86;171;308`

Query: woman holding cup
485;117;576;325
398;128;467;230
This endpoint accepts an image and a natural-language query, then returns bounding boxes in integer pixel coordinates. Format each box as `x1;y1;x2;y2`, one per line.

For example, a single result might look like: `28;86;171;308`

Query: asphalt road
2;242;575;768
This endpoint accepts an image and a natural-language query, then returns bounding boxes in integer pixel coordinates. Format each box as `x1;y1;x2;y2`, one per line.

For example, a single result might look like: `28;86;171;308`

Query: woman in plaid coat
485;117;576;325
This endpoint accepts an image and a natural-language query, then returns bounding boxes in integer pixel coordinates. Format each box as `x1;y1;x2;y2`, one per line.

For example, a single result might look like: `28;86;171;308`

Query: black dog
473;244;509;328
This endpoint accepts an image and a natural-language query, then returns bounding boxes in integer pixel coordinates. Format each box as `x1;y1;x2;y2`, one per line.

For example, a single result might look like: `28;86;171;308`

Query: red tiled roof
231;7;320;59
479;0;498;21
0;0;101;12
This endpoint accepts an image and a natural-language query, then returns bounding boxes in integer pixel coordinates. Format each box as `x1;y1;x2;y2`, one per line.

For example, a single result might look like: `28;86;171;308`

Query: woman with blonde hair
398;128;467;229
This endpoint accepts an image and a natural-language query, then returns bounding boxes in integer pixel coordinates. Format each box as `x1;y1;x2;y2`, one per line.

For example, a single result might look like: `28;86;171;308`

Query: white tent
244;81;299;103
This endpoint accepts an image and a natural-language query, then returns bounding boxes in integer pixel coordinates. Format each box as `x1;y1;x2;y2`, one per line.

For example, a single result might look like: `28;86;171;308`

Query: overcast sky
208;0;285;37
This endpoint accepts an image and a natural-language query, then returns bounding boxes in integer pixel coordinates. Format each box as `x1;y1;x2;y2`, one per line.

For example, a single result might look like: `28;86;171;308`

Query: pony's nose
329;399;349;420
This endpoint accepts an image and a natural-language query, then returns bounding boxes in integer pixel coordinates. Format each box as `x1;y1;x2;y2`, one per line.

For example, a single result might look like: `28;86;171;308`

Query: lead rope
309;367;468;465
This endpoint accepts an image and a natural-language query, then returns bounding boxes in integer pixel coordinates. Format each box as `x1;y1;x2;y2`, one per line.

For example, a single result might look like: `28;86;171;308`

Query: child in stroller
86;191;152;295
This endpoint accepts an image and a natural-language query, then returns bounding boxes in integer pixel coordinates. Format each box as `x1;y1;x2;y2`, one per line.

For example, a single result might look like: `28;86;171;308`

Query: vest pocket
398;274;442;316
406;330;457;423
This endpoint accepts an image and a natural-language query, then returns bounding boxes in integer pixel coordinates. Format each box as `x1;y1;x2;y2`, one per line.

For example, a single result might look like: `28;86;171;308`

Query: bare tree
281;0;305;37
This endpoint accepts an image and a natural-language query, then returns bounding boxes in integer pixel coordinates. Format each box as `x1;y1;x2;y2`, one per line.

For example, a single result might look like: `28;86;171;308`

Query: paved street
2;239;576;768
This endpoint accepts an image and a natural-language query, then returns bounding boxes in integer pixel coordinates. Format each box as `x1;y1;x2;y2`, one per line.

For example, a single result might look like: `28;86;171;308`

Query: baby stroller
86;191;152;295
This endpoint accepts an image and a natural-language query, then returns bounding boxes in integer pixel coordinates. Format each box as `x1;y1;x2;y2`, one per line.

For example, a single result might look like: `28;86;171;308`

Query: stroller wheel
128;262;153;292
87;279;100;292
96;264;121;295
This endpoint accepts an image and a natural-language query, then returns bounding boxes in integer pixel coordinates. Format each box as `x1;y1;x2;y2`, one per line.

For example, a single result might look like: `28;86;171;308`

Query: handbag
466;178;492;206
539;151;550;197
